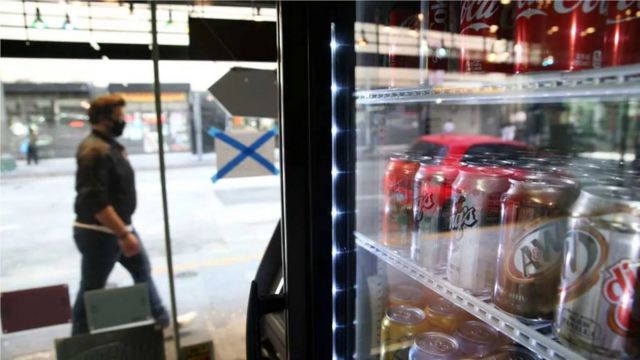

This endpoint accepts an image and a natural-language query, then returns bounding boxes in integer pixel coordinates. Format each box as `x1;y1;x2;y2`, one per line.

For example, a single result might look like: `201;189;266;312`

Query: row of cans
401;0;640;72
381;153;640;358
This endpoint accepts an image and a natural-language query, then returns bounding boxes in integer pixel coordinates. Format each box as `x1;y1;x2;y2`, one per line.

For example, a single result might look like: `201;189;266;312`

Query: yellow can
380;306;430;360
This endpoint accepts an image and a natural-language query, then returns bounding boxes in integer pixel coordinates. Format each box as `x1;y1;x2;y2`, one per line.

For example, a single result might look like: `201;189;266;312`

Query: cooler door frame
277;2;356;359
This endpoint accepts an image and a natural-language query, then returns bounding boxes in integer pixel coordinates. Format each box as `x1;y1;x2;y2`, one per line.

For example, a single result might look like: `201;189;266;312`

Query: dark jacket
74;130;136;225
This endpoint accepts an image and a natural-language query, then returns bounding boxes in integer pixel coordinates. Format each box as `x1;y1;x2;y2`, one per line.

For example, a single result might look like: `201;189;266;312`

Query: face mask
111;118;126;137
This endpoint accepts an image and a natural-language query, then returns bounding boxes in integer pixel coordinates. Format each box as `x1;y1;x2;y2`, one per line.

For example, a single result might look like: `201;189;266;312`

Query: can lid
574;186;640;218
488;345;540;360
387;306;426;325
427;297;463;317
455;321;499;345
412;332;459;358
390;285;425;304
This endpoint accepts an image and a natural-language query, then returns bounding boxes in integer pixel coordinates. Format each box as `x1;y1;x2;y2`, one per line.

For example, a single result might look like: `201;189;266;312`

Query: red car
409;134;531;166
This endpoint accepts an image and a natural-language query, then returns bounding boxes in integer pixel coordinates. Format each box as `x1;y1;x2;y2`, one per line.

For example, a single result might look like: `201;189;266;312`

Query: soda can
381;306;430;360
459;0;514;73
454;320;501;358
514;0;607;73
447;166;513;295
494;174;580;323
555;186;640;359
383;153;421;253
425;0;460;73
603;0;640;67
409;331;460;360
482;345;541;360
414;163;459;272
389;284;428;309
424;297;470;334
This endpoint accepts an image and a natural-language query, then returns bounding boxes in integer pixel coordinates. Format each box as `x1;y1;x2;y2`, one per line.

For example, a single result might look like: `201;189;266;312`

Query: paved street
0;153;281;359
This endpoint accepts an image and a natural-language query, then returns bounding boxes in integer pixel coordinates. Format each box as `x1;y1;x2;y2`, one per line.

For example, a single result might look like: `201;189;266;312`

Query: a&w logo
460;0;499;33
603;259;639;336
450;194;477;240
516;0;607;20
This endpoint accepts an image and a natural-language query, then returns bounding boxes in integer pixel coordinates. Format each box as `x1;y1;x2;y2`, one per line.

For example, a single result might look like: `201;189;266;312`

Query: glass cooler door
350;1;640;360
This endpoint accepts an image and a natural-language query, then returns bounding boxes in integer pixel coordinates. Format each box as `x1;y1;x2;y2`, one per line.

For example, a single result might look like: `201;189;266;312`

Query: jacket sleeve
75;150;112;216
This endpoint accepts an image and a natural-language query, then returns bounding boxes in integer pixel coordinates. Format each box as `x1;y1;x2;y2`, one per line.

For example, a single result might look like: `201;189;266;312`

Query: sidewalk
1;152;217;179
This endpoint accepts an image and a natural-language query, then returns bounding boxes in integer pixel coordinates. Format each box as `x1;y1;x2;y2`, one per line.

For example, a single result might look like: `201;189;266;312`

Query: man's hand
119;232;141;257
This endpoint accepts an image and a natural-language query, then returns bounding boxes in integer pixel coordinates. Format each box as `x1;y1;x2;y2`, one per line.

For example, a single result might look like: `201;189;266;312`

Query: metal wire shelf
355;64;640;105
355;232;587;360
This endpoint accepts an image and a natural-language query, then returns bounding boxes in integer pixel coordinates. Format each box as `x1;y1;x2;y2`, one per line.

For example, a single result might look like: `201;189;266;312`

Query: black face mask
110;118;126;137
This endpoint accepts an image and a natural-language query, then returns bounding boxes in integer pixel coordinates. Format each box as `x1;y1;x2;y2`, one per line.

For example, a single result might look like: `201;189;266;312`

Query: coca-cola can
459;0;514;73
447;166;513;295
413;162;459;272
603;0;640;67
555;186;640;359
409;331;460;360
494;174;580;323
514;0;607;73
426;0;460;72
383;153;421;253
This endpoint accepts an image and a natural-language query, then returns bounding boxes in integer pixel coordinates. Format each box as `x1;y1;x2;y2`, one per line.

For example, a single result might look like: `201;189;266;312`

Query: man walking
71;94;169;335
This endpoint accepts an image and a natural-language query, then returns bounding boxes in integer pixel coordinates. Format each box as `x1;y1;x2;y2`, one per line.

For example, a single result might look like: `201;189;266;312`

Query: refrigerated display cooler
249;1;640;359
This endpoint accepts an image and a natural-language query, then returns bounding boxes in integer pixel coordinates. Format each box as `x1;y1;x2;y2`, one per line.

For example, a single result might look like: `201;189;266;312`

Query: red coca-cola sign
514;0;607;73
603;0;640;67
459;0;513;73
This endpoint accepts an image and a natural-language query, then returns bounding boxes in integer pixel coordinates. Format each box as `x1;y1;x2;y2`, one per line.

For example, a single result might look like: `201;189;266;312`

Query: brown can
424;297;470;334
494;174;580;323
383;153;421;253
389;284;428;309
381;306;431;360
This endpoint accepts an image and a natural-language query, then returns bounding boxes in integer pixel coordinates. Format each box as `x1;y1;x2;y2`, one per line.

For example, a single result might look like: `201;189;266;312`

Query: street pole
150;2;181;355
192;92;204;161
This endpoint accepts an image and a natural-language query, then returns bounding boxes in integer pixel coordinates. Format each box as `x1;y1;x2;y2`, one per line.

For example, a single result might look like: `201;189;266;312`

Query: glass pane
354;1;639;359
155;4;280;359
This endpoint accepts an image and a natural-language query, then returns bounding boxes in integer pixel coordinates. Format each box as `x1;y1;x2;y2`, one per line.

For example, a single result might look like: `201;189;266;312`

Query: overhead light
31;7;46;29
253;6;263;22
62;13;74;30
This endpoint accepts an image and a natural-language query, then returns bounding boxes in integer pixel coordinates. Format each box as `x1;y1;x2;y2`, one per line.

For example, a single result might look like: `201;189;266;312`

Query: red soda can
383;153;421;253
514;0;607;73
426;1;459;72
447;166;513;295
603;0;640;67
413;162;459;272
459;0;514;73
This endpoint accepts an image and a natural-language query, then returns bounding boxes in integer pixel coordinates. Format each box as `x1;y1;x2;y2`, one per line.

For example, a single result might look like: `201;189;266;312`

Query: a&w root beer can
556;186;640;359
494;174;580;323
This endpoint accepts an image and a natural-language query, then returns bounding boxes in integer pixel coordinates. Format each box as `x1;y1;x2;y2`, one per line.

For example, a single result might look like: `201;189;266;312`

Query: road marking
152;253;263;275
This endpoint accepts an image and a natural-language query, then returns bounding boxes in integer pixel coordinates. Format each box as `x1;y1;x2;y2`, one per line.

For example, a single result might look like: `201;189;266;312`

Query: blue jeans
71;228;169;335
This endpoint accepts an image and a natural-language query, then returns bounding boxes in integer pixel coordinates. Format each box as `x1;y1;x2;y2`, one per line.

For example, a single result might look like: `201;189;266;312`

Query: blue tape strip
207;128;279;183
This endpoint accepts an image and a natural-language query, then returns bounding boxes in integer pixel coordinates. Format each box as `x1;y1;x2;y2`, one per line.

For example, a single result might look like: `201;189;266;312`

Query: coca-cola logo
603;259;638;336
516;0;607;20
450;194;478;240
460;0;499;33
560;224;609;302
429;0;449;29
506;221;564;282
